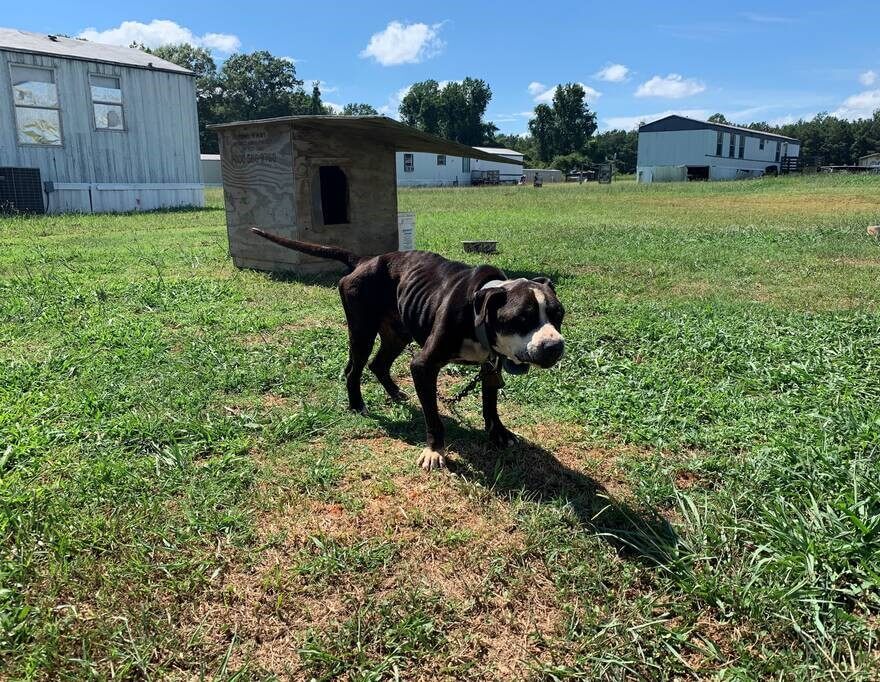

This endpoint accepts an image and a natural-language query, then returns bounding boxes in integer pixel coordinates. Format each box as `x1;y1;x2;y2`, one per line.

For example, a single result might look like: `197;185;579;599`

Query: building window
716;131;723;156
90;74;124;130
759;138;765;151
437;154;446;166
318;166;349;225
738;135;746;159
403;153;414;172
10;65;62;146
462;157;471;173
775;142;781;162
729;133;736;157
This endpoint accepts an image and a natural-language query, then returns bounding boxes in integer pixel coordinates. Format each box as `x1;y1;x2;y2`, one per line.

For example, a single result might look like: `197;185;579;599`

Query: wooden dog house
209;116;522;273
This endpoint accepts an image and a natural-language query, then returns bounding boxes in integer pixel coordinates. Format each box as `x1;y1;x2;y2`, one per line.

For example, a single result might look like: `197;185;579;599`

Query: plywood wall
218;121;399;274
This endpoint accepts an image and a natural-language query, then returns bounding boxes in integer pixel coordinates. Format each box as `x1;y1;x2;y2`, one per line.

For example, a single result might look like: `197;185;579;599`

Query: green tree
136;45;319;152
526;83;597;162
214;51;306;123
588;129;639;173
550;152;588;175
400;80;442;135
708;113;729;124
528;104;558;163
342;103;379;116
400;78;495;144
309;82;324;115
551;83;597;156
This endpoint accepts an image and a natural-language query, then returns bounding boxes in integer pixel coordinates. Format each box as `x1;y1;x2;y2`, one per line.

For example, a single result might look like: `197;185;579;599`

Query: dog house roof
208;115;524;165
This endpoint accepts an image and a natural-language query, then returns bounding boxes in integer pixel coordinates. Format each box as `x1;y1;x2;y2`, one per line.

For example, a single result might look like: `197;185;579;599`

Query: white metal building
396;146;524;187
636;115;800;183
858;152;880;167
0;27;202;213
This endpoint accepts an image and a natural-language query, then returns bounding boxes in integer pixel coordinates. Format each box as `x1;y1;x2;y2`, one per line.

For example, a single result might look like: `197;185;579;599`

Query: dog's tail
251;228;363;272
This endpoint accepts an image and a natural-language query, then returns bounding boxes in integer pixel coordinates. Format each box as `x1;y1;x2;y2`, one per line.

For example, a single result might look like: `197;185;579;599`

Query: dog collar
474;280;529;376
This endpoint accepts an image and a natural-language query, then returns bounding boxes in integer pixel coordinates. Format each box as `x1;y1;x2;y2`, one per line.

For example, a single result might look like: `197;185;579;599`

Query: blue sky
5;1;880;134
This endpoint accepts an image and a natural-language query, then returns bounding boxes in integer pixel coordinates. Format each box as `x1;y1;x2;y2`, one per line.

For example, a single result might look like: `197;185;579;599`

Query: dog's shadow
372;406;679;566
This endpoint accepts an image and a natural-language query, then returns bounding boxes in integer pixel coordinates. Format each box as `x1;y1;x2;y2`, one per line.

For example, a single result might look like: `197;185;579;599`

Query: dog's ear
474;287;507;328
532;276;555;292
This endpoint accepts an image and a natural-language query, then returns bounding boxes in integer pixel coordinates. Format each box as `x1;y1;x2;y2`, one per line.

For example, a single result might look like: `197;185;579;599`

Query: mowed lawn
1;175;879;679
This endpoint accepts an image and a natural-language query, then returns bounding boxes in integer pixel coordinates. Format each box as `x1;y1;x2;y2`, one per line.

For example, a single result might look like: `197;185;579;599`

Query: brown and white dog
252;228;565;470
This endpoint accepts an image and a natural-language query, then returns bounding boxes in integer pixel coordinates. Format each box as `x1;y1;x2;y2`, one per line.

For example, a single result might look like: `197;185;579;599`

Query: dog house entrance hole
319;165;349;225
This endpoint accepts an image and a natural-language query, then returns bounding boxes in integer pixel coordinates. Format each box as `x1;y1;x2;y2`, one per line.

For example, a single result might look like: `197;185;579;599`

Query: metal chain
439;366;488;408
439;366;487;427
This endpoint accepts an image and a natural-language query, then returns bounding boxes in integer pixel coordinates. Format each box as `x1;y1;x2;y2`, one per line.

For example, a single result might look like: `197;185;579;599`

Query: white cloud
527;81;547;96
602;109;711;131
594;63;630;83
78;19;240;54
766;113;816;127
324;101;344;114
305;80;338;94
832;90;880;120
859;70;877;86
378;84;413;118
635;74;706;99
360;21;445;66
530;82;601;104
491;111;534;123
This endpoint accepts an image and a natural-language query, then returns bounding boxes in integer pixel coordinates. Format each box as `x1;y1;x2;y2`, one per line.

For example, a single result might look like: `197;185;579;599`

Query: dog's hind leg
344;328;376;414
369;321;411;402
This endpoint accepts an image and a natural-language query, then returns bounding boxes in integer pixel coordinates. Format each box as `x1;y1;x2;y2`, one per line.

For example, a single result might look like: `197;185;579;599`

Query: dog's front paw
417;447;446;471
488;425;518;448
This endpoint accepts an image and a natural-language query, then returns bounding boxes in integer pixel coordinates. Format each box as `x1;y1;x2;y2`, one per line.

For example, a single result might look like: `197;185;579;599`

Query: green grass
1;175;879;679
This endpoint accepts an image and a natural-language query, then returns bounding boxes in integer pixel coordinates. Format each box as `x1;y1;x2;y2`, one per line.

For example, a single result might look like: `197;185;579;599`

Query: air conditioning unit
0;167;45;213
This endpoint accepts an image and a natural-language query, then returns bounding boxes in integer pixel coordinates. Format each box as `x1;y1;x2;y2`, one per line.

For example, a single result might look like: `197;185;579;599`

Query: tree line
745;113;880;167
140;44;378;153
146;44;878;170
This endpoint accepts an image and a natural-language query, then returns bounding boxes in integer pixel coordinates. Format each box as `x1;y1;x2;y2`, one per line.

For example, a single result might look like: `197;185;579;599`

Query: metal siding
0;28;191;74
636;130;713;167
638;127;801;182
0;47;201;212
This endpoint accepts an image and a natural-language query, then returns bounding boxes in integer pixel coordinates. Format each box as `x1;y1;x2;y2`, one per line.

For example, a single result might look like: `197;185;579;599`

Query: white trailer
396;146;524;187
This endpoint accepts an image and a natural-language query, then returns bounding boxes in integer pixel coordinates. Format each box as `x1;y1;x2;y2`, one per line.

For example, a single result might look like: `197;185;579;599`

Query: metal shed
636;115;801;183
209;115;522;274
0;27;202;213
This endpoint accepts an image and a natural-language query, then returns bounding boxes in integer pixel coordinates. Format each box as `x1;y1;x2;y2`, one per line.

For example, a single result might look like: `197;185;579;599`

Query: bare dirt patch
261;392;289;409
176;415;673;678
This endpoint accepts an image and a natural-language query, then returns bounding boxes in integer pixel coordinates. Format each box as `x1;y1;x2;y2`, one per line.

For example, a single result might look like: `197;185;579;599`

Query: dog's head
474;277;565;371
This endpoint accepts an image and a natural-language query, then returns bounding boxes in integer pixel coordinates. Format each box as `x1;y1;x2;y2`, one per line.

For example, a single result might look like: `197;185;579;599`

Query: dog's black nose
534;338;564;368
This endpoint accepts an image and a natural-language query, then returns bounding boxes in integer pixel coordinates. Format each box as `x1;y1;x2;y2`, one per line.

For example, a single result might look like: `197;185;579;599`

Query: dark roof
0;27;192;75
208;116;524;165
638;114;799;142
